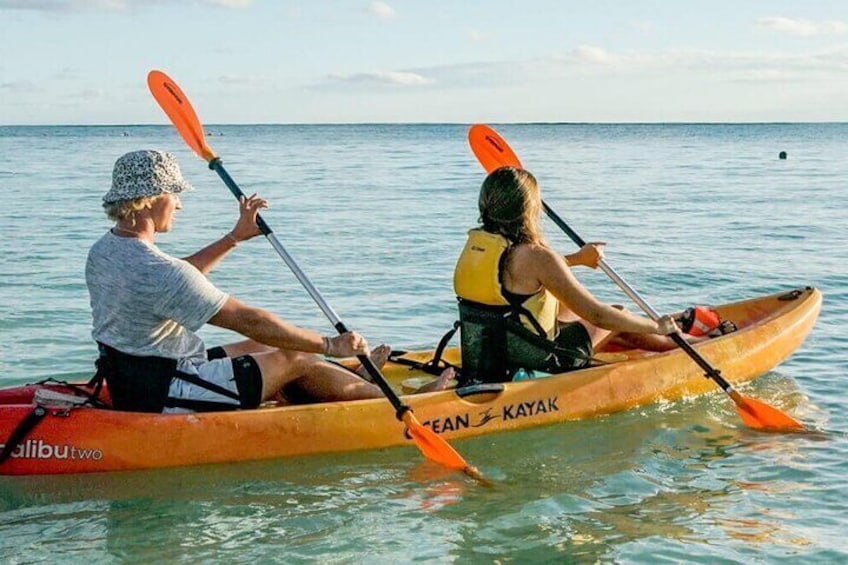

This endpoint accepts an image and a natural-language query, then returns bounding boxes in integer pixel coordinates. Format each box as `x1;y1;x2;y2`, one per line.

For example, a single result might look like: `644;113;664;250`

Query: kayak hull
0;287;822;475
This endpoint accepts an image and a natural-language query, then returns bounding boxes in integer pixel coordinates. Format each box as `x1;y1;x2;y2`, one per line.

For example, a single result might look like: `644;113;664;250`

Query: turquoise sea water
0;123;846;563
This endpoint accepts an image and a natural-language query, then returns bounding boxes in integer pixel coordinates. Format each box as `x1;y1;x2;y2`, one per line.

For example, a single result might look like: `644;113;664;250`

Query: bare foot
415;367;456;393
354;344;391;380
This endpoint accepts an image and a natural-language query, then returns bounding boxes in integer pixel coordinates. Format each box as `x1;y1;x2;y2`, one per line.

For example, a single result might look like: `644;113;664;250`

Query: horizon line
2;120;847;128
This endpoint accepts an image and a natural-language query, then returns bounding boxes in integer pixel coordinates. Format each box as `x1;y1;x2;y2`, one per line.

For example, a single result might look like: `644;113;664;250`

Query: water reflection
0;374;837;562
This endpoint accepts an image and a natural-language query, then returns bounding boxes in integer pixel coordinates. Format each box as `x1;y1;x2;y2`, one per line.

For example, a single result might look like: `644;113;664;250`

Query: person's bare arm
184;194;267;274
564;242;605;268
527;246;674;335
208;296;367;357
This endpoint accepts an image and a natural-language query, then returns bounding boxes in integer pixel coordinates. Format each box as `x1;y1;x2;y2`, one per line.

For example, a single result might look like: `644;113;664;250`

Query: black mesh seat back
457;300;593;383
457;300;509;383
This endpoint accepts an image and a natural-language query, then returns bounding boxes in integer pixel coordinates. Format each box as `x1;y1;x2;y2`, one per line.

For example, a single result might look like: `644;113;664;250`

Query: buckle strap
0;406;48;465
172;370;240;402
422;321;461;374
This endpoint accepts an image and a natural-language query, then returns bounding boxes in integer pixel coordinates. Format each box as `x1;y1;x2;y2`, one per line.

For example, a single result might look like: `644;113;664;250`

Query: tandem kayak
0;287;821;476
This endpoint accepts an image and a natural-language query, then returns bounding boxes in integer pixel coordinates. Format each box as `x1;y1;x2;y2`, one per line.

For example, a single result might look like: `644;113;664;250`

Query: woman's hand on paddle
230;193;268;242
655;314;681;336
324;331;370;358
566;242;606;269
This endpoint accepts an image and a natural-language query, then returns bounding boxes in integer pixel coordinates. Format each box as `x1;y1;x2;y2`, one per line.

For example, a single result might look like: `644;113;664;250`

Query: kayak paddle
468;123;805;433
146;70;483;480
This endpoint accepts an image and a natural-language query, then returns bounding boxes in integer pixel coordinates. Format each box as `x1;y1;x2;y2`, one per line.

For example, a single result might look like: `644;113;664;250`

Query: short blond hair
102;196;157;225
478;167;545;245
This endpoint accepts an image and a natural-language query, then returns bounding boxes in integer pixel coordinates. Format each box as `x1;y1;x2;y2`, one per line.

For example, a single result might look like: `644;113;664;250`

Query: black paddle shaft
208;158;410;417
210;159;272;236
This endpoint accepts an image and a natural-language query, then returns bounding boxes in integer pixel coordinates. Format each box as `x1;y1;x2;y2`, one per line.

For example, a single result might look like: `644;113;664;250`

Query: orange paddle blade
468;124;522;173
735;396;805;432
402;411;484;481
147;70;216;162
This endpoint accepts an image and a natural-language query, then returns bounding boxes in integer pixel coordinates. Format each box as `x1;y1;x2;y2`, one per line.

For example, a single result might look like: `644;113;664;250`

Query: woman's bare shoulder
507;243;563;277
512;242;559;263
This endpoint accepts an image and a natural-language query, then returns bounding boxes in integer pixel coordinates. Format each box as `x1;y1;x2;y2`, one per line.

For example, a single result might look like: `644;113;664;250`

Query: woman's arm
525;245;672;335
564;242;605;268
183;194;267;274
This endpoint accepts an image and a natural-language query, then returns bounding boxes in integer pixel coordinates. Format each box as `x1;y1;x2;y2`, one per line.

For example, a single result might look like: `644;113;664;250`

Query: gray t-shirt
86;231;228;363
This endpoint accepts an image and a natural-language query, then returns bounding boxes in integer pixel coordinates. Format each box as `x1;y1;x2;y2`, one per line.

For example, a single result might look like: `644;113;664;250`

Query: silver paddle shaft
264;232;343;327
542;201;731;388
209;158;410;412
597;260;662;321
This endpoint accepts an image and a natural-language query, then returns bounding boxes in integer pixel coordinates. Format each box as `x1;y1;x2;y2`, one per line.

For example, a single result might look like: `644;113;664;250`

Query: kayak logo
500;397;559;420
0;440;103;461
409;396;560;438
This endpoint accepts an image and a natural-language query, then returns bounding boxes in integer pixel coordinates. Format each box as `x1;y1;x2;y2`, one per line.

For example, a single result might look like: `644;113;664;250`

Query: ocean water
0;123;846;563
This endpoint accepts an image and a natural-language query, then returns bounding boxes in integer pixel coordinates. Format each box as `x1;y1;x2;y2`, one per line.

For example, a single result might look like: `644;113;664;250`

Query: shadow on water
0;448;475;561
0;369;840;562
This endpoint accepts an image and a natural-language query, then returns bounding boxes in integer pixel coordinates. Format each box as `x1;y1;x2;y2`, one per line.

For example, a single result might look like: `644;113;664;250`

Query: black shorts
552;321;594;371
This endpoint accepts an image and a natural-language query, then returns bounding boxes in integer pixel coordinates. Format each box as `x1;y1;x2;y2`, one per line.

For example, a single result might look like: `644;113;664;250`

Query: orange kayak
0;287;821;475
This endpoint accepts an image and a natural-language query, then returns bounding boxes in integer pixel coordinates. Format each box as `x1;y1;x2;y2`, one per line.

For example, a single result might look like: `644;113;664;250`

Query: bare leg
605;333;677;352
250;349;383;403
605;331;711;352
558;305;613;349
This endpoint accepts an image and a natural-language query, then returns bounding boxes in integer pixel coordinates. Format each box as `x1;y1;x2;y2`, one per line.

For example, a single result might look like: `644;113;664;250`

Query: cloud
378;45;848;90
0;80;39;93
0;0;121;10
206;0;253;6
368;1;395;20
216;74;271;87
53;68;80;81
327;70;432;87
757;16;848;37
730;69;793;83
630;20;656;33
569;45;618;64
70;88;108;99
0;0;253;11
311;43;848;96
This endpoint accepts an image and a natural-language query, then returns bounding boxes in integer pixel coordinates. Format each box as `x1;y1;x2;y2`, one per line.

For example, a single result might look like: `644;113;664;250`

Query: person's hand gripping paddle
468;124;804;433
147;69;484;480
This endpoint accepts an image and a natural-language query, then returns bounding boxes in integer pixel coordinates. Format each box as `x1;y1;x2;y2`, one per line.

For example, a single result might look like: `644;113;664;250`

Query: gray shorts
163;348;263;414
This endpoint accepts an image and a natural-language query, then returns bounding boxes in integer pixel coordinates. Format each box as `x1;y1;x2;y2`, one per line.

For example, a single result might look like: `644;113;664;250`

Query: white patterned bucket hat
103;150;194;203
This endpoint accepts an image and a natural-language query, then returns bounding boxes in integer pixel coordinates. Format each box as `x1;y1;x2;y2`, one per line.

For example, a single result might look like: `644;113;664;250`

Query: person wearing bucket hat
86;149;394;413
102;150;195;203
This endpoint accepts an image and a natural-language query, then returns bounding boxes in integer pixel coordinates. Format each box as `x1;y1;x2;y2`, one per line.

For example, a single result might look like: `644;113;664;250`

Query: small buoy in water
779;151;787;160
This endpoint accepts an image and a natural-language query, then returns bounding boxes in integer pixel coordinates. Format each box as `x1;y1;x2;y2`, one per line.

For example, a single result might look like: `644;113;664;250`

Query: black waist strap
170;369;240;402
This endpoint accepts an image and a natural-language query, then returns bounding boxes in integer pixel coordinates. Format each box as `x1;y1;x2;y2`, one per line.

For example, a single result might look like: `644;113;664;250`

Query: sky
2;0;848;124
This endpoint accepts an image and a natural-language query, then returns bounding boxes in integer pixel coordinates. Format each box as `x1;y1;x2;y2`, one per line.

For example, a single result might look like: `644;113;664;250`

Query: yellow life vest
453;229;559;339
